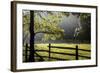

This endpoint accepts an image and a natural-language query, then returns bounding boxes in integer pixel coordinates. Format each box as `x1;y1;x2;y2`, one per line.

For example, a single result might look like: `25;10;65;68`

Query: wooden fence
23;43;91;62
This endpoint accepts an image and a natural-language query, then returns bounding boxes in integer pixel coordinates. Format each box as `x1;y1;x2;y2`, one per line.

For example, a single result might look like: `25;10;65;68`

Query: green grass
33;43;91;61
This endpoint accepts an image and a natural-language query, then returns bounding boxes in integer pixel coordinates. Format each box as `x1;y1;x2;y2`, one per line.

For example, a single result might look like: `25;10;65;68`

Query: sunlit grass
33;43;91;61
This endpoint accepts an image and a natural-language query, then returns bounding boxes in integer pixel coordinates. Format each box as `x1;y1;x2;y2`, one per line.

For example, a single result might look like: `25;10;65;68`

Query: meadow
32;43;91;61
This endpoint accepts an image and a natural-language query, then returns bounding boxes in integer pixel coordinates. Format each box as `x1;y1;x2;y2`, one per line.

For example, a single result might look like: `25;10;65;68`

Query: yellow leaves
23;10;66;41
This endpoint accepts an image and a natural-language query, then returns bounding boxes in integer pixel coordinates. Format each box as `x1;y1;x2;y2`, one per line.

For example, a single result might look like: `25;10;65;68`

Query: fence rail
48;45;91;52
23;43;91;62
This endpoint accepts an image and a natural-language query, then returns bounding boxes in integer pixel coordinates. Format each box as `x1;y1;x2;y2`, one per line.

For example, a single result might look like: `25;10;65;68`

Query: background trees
23;10;91;44
78;13;91;42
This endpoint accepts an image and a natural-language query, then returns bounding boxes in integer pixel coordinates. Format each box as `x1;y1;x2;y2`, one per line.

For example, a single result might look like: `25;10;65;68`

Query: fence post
76;45;78;60
25;43;28;62
48;43;51;61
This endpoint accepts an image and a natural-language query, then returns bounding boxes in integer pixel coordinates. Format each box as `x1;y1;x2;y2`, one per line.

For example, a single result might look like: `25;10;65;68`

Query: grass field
33;43;91;61
23;43;91;62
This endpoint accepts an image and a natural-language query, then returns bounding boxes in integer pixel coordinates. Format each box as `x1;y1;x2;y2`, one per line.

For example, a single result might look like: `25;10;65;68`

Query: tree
78;13;91;42
23;11;69;43
29;11;35;62
34;11;69;42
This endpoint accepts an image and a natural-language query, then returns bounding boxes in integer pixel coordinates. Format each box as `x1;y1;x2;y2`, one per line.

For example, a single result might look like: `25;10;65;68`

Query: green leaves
23;10;70;42
80;13;91;23
34;11;67;41
78;13;91;42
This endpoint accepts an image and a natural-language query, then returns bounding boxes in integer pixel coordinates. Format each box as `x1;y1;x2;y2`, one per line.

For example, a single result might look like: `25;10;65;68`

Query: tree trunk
29;11;35;62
